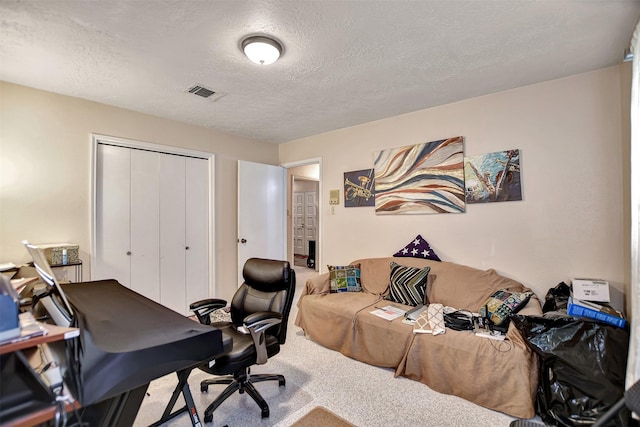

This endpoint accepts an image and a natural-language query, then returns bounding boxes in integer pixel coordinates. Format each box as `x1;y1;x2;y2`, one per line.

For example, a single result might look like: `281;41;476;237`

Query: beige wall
0;81;279;301
279;65;631;304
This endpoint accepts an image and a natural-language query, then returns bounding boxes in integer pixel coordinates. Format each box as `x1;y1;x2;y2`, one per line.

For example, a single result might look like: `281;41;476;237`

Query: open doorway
284;161;320;272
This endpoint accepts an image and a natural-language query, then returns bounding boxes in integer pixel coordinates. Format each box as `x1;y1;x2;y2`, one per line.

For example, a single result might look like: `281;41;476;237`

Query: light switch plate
329;190;340;205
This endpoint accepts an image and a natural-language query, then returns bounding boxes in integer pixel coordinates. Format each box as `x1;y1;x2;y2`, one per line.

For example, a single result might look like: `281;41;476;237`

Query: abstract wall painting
344;169;375;207
464;149;522;204
374;136;465;214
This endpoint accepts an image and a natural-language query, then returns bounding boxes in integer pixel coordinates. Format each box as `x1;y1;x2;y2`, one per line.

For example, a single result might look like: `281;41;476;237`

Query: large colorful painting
374;136;465;214
464;149;522;203
344;169;375;207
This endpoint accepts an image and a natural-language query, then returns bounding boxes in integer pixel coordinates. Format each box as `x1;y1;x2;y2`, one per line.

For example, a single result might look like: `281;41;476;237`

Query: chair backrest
230;258;296;344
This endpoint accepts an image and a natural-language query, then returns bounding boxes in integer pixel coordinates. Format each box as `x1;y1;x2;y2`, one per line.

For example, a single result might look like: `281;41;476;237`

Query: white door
293;192;305;255
159;154;187;314
237;160;286;286
185;157;209;309
94;138;211;315
95;144;132;287
303;191;318;256
130;149;160;301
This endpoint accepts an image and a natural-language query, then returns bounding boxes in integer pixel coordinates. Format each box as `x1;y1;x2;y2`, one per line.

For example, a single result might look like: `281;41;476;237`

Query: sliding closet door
185;157;209;307
95;144;131;288
94;137;212;315
130;149;160;301
159;155;187;314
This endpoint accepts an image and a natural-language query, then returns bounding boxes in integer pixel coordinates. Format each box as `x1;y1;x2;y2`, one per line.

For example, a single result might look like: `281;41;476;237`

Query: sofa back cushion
350;257;528;311
350;257;437;295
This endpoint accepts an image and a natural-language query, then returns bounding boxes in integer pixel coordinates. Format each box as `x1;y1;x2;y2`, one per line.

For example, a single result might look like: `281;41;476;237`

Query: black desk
60;280;232;427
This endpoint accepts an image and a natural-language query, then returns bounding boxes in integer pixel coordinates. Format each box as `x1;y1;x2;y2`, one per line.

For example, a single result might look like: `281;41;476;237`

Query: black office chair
509;378;640;427
190;258;296;424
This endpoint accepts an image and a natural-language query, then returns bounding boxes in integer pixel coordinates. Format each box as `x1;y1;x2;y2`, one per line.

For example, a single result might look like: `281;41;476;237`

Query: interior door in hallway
293;192;305;255
293;191;317;256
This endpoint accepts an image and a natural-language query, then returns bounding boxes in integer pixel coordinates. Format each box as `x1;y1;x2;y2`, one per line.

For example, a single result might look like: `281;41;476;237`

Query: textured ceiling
1;1;639;144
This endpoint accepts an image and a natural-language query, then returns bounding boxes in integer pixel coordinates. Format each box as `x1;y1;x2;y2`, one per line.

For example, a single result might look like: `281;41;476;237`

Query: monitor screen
22;240;74;326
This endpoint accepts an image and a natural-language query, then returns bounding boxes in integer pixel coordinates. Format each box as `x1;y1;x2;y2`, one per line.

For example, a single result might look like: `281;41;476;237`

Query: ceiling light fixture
241;35;283;65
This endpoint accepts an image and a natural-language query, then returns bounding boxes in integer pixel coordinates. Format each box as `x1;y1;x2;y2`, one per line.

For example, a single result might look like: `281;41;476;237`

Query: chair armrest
190;298;228;325
243;311;283;364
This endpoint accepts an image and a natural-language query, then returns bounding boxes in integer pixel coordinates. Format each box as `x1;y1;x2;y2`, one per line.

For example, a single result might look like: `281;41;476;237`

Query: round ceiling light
241;35;283;65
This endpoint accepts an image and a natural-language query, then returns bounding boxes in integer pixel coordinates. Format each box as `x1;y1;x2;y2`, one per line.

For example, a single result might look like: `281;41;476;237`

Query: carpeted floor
293;254;308;267
133;265;522;427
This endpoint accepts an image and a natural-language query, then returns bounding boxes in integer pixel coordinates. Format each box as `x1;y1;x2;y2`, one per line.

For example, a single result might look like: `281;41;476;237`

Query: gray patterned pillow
385;262;431;306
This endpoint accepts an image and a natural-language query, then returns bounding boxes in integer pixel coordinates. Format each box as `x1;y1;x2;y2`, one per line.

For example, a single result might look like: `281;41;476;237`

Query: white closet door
95;144;131;287
159;155;187;314
130;149;160;301
185;157;209;309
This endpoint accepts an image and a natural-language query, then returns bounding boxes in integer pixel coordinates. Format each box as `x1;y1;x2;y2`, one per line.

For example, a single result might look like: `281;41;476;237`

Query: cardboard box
37;243;79;265
571;278;610;302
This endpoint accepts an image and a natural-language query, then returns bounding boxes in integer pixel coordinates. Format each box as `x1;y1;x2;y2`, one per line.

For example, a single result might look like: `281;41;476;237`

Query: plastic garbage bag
542;281;572;314
511;314;630;426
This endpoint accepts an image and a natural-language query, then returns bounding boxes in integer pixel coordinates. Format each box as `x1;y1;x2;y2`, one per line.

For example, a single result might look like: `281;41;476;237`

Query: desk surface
62;279;231;406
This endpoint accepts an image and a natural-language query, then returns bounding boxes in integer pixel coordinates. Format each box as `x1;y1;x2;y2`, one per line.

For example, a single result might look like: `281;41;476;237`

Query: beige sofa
294;257;542;418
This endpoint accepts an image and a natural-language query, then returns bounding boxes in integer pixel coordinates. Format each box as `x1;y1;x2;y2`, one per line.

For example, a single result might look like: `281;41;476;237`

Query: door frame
90;134;216;298
281;157;322;272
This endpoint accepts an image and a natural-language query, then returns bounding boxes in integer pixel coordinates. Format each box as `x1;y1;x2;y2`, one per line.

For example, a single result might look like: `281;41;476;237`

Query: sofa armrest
506;294;543;344
302;272;331;296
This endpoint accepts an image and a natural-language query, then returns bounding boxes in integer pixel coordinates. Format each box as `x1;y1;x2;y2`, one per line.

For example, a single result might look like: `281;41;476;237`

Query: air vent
185;84;227;102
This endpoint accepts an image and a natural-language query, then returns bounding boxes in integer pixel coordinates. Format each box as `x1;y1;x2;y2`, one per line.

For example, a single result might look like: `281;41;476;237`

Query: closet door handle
126;251;132;255
185;246;190;250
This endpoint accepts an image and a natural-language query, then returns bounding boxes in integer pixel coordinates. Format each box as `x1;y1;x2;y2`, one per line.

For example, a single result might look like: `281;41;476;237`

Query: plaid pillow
328;264;362;293
479;289;533;326
385;262;431;306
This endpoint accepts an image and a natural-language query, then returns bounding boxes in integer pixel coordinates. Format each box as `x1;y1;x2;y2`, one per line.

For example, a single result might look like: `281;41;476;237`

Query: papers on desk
0;262;17;272
11;277;38;294
0;312;47;345
370;305;406;321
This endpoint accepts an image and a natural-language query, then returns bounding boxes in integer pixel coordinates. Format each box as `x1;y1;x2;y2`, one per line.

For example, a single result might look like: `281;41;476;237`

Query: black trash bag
542;281;572;313
511;314;630;427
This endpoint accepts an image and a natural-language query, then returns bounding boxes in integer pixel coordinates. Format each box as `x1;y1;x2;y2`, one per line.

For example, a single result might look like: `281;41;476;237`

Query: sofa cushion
478;289;533;326
385;262;430;306
393;234;441;261
328;264;362;293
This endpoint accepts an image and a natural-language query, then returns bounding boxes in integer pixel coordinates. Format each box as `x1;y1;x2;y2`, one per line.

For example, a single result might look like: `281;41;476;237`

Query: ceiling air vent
185;84;227;102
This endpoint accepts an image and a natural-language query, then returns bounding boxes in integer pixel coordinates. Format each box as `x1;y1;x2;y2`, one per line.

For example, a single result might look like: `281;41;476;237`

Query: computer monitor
22;240;73;327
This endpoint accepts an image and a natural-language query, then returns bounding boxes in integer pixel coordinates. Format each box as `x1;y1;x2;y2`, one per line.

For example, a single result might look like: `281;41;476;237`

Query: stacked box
38;243;80;265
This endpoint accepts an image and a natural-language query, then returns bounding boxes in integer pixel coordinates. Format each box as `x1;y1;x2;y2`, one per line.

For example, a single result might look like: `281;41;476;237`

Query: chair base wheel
279;377;285;387
201;384;208;393
262;407;269;418
204;413;212;423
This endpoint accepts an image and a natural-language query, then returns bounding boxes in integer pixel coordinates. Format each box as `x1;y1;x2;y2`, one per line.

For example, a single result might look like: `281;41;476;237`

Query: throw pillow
328;264;362;293
478;289;533;326
424;274;436;305
385;262;431;306
393;234;441;261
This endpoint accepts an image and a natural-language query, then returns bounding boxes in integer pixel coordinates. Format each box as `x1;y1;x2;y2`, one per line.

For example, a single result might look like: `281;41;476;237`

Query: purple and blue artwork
464;149;522;203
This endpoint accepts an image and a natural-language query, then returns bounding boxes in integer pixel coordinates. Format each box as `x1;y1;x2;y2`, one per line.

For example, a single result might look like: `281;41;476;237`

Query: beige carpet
290;406;356;427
